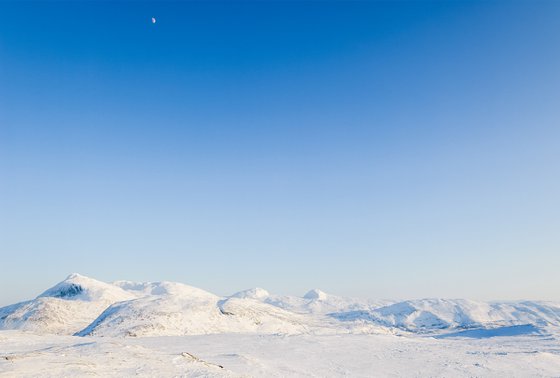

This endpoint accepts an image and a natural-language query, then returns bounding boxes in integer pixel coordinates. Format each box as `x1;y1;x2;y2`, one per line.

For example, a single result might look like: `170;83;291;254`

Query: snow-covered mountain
230;287;391;316
77;281;308;337
1;274;560;338
77;281;225;337
0;274;135;334
330;298;560;332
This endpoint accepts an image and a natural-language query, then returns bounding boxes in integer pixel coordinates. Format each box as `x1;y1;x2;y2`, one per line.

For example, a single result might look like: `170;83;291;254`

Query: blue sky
1;1;559;305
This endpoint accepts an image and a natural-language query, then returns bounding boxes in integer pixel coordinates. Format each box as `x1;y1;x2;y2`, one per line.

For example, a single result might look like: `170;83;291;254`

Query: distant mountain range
1;274;559;338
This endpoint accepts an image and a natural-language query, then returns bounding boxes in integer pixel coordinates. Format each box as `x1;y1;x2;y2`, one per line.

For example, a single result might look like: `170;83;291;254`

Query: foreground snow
1;274;560;376
2;330;560;377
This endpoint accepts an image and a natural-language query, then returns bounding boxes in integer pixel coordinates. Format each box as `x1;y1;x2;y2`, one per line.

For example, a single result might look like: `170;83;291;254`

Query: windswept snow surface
2;330;560;377
1;274;560;376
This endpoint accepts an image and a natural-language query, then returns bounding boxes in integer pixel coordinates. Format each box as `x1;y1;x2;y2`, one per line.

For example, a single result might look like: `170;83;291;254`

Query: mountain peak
65;273;88;280
37;274;134;303
303;289;328;300
231;287;270;300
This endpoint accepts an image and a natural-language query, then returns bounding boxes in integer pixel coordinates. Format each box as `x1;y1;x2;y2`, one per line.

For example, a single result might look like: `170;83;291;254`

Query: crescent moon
152;17;156;24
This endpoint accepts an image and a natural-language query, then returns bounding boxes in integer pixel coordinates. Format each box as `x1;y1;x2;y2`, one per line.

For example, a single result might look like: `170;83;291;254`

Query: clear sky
1;1;559;306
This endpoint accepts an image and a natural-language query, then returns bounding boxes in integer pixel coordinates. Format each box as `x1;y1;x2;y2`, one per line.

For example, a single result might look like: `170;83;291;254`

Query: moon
151;17;156;24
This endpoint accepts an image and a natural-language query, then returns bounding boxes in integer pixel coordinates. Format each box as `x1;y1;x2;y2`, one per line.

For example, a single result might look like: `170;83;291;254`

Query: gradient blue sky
1;1;559;305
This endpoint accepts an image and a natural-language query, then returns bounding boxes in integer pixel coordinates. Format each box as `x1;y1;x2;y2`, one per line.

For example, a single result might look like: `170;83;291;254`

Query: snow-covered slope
0;274;135;335
77;282;224;337
218;297;309;334
78;282;308;337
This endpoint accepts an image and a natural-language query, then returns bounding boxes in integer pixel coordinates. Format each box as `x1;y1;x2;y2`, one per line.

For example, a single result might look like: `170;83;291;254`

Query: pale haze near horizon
1;1;559;306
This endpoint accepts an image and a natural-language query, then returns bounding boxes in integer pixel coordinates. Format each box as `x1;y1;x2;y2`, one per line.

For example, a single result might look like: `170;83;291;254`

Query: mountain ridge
1;274;558;338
